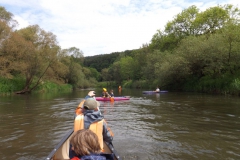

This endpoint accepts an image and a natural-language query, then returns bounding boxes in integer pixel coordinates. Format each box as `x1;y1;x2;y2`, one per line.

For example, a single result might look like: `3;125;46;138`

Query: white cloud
1;0;239;56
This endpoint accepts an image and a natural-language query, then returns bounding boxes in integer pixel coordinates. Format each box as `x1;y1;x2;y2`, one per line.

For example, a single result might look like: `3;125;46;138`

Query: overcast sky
0;0;239;57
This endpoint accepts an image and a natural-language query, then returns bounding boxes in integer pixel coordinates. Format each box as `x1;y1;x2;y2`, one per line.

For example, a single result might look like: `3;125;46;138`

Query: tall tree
0;6;17;28
0;20;12;77
219;23;240;73
0;31;34;79
194;5;229;35
60;48;85;88
109;61;122;84
222;4;240;24
119;56;135;81
6;25;61;93
165;5;200;37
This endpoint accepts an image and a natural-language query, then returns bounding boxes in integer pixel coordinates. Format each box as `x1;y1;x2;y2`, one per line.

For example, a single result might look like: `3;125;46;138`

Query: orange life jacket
74;114;84;131
74;114;104;150
75;100;85;116
89;120;104;150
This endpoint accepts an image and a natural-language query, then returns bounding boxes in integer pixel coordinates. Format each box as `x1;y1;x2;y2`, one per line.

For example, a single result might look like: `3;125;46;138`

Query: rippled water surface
0;89;240;160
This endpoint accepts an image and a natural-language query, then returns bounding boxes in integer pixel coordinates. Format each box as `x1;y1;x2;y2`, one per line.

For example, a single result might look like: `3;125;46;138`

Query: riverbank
98;79;240;97
0;77;72;95
1;77;240;97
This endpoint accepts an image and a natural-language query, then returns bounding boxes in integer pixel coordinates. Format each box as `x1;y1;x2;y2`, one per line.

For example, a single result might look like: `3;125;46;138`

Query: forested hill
83;50;135;72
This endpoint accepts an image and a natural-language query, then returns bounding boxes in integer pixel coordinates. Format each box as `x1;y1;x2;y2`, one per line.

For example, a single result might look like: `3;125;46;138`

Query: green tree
0;20;13;77
101;68;110;81
0;31;34;79
154;52;189;88
60;48;85;88
219;23;240;74
165;5;199;37
89;67;100;81
223;4;240;24
10;25;60;93
109;61;122;84
142;51;162;82
119;56;135;80
0;6;17;28
65;47;84;65
194;5;229;35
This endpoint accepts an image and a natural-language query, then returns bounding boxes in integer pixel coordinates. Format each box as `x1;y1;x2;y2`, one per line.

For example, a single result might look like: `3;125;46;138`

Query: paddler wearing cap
102;88;110;98
75;91;97;116
73;98;114;153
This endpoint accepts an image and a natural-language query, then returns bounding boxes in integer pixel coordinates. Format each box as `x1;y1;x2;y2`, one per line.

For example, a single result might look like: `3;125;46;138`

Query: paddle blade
110;97;114;102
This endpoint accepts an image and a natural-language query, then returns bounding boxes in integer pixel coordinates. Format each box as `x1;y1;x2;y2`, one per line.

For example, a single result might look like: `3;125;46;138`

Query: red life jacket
71;157;80;160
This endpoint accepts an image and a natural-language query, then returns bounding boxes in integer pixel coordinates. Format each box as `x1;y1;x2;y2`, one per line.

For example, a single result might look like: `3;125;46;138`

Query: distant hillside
83;50;134;72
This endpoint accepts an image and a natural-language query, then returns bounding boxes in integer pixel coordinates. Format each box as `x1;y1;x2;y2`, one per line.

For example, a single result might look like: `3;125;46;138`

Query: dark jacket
84;110;113;143
109;92;114;97
71;153;114;160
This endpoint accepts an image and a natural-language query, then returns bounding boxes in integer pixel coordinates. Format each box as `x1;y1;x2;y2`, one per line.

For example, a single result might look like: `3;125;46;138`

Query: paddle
110;97;114;102
105;142;121;160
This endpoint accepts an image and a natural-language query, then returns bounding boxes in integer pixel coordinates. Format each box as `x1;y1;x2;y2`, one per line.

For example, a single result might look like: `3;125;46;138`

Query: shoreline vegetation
1;77;239;97
1;4;240;96
0;77;73;95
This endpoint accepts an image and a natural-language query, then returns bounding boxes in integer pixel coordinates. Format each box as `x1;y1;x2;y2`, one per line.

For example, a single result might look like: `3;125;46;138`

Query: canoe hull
45;129;120;160
142;91;168;94
95;97;130;101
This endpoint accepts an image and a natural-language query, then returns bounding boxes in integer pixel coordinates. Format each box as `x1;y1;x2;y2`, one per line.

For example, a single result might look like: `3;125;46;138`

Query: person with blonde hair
70;129;114;160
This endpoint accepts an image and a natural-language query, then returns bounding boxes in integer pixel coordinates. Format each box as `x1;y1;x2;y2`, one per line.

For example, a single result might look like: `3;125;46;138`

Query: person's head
70;129;101;156
83;98;100;111
88;91;96;97
103;88;107;92
85;91;96;100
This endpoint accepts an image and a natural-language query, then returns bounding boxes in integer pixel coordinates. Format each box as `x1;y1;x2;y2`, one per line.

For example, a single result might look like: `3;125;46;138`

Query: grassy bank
0;77;72;95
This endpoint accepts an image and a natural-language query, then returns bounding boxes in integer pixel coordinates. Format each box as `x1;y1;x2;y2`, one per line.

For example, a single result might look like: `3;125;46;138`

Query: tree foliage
165;5;199;36
0;8;95;93
0;6;17;28
1;4;240;95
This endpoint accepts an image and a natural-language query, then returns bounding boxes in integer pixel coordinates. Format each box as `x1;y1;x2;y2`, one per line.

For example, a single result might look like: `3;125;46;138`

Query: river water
0;89;239;160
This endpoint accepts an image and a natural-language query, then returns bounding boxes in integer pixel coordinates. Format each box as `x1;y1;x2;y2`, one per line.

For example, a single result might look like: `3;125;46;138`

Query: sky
0;0;239;57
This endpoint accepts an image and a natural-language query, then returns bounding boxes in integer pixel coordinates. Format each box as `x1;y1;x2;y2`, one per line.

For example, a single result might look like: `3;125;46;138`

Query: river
0;89;239;160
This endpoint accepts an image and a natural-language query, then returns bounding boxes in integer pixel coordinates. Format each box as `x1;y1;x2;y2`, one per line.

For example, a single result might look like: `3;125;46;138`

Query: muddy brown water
0;89;239;160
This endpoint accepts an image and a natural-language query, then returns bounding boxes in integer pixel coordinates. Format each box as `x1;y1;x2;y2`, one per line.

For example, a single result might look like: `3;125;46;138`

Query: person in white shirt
155;86;160;92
